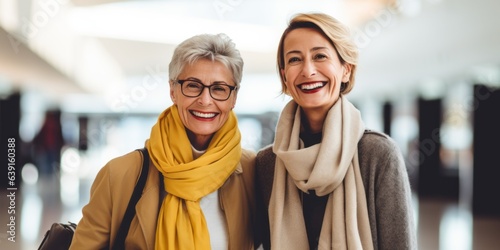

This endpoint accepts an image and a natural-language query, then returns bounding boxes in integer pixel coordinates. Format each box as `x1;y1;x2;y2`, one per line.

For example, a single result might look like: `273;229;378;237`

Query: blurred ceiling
0;25;84;98
1;0;500;112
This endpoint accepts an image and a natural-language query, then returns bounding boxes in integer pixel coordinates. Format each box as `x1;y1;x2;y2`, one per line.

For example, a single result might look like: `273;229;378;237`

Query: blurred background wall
1;0;500;249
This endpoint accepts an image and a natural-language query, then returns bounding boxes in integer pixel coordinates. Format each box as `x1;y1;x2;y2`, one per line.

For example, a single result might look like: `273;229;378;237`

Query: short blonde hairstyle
277;13;358;95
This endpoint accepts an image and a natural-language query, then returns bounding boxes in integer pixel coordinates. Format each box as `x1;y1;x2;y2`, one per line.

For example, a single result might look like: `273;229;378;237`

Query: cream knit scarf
270;97;373;250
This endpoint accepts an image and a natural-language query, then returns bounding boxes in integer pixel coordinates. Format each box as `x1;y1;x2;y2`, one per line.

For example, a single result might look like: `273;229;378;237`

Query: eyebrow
184;77;230;85
285;46;330;56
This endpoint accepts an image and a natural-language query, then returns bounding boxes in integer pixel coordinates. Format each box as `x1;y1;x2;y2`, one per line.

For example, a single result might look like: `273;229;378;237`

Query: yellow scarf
147;105;241;250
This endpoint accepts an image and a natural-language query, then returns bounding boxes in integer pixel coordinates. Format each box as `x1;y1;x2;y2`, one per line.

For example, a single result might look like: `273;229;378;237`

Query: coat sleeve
69;163;113;250
254;145;275;250
359;132;418;250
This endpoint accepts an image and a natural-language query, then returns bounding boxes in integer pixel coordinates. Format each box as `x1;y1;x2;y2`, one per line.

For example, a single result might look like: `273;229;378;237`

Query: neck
300;107;329;134
186;129;213;151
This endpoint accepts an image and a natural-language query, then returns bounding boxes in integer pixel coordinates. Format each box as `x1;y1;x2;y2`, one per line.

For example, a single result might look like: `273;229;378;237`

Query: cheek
285;81;296;94
284;67;295;80
287;67;298;80
175;96;195;113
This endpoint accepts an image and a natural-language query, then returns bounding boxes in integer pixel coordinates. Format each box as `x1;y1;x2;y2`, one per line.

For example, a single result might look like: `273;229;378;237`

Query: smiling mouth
190;110;218;119
298;82;326;91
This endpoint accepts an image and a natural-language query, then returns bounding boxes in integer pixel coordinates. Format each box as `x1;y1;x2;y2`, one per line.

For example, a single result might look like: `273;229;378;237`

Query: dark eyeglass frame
176;79;237;101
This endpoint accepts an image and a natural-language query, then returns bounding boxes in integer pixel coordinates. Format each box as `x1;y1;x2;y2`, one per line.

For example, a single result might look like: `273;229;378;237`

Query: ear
342;64;352;83
169;80;177;104
230;93;237;110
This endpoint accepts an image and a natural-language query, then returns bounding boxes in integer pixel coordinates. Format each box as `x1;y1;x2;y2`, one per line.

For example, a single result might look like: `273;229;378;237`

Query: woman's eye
314;54;327;60
287;57;300;64
212;85;228;93
186;82;202;89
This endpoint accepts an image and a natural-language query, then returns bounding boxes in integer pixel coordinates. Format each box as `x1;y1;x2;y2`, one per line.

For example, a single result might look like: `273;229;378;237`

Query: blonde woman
255;13;417;250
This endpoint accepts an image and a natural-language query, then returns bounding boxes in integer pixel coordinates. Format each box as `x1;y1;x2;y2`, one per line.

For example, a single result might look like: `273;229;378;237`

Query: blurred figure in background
32;109;65;176
255;13;417;249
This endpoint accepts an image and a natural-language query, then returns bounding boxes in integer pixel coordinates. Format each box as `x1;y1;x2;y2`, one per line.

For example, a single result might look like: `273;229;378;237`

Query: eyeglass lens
181;80;233;100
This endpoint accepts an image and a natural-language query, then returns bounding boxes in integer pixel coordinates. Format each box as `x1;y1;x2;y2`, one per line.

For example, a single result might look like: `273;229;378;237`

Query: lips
190;110;218;119
298;81;326;91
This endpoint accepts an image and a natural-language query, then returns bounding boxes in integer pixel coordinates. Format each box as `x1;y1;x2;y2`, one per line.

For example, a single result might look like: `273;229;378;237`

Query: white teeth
301;82;324;90
192;111;216;118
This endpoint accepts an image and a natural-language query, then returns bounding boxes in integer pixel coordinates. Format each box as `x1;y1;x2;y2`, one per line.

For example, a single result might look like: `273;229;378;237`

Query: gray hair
169;33;244;87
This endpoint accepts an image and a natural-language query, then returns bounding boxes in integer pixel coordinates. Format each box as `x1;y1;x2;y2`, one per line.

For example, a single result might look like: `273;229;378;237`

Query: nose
197;87;212;105
301;59;316;78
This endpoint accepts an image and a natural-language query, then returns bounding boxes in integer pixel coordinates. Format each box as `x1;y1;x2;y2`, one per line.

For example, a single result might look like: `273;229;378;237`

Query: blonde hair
277;13;358;95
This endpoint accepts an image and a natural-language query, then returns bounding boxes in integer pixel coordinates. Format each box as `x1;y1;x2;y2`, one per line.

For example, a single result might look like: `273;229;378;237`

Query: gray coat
255;130;417;250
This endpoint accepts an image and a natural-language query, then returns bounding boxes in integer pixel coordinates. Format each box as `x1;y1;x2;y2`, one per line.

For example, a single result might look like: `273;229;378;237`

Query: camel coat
70;148;256;250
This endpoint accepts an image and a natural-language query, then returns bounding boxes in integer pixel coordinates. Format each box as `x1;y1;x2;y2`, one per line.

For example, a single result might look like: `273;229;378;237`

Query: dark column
0;92;21;189
383;101;393;136
418;97;460;198
78;116;89;151
417;98;443;197
472;84;500;217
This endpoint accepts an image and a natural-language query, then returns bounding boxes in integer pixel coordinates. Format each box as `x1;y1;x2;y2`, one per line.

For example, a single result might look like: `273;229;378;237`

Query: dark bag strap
112;147;150;250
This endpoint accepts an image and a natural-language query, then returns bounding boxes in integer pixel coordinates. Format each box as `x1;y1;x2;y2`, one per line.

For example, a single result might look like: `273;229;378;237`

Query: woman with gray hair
255;13;417;250
70;33;257;250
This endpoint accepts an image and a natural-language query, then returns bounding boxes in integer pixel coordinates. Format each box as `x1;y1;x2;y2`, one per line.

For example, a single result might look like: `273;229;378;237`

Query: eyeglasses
176;79;237;101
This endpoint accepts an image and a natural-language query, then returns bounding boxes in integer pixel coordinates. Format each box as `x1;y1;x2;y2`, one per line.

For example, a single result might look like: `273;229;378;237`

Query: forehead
284;27;333;51
179;59;233;81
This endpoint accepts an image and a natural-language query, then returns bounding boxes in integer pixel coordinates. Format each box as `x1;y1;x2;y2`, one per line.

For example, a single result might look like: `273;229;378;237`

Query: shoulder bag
37;147;150;250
